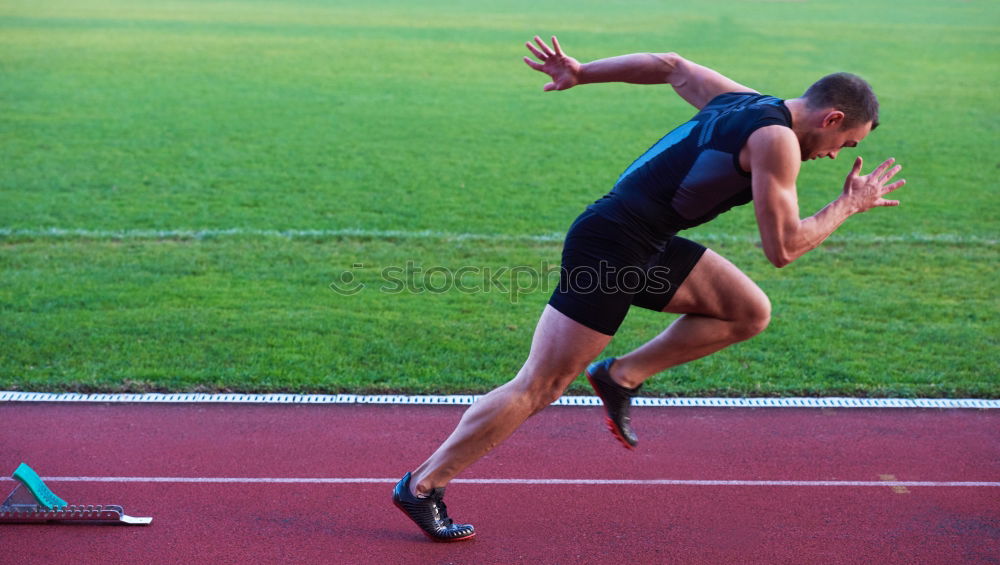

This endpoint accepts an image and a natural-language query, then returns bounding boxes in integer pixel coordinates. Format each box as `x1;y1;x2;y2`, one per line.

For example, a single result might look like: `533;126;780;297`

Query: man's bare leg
610;249;772;388
409;305;612;495
408;249;768;493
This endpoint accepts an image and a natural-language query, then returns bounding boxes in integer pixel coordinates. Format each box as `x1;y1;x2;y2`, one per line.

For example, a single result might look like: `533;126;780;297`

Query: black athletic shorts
548;209;707;336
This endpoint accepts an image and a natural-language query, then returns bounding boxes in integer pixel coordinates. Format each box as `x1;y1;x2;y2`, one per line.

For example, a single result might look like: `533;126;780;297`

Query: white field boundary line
0;476;997;488
0;227;996;245
1;391;998;409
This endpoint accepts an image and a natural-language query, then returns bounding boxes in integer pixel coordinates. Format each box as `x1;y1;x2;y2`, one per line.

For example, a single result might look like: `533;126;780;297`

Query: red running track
0;402;998;564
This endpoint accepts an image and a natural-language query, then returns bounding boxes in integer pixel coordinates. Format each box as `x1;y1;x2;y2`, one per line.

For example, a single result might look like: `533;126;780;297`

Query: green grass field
2;0;997;396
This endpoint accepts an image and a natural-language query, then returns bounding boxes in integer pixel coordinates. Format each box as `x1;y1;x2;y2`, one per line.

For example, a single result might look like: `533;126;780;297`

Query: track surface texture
1;402;997;564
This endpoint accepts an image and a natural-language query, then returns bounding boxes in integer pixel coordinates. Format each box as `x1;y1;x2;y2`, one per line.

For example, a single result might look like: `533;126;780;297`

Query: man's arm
523;35;756;109
748;126;906;268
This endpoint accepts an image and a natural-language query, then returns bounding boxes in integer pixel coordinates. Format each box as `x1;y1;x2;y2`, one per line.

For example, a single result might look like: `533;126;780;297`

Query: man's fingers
551;35;563;56
869;157;895;180
883;179;907;194
523;56;543;71
543;82;557;92
850;156;863;177
525;41;546;61
874;198;900;207
534;35;555;57
878;164;903;184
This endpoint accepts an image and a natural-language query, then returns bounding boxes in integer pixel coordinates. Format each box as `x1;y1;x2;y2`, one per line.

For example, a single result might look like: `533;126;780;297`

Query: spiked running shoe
586;357;641;449
392;472;476;542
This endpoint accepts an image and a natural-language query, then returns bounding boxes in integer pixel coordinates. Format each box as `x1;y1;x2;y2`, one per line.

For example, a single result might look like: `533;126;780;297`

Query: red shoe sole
605;417;636;451
587;370;636;451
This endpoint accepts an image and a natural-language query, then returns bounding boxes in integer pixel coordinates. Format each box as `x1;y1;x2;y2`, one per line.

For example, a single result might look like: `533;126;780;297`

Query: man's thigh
663;248;770;319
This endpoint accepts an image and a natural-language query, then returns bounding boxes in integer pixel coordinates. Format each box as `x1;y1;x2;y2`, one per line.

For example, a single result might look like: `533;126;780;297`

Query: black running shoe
392;472;476;542
586;357;641;449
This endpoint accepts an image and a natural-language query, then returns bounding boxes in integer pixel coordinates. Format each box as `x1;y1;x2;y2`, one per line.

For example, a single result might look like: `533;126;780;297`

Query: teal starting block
0;463;151;525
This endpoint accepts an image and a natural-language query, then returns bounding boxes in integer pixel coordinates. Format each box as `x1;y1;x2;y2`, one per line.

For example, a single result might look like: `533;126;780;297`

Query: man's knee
731;291;771;341
514;362;585;412
532;369;581;409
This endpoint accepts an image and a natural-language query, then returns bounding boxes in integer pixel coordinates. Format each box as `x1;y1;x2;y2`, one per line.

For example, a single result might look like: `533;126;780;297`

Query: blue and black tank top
588;92;793;247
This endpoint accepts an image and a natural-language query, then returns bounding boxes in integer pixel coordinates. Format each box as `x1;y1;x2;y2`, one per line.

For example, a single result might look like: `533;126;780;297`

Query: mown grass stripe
0;227;995;245
1;391;997;408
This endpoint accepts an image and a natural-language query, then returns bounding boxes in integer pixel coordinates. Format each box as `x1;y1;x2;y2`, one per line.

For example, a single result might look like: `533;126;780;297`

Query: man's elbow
771;255;792;269
763;246;792;268
655;52;683;66
650;52;682;83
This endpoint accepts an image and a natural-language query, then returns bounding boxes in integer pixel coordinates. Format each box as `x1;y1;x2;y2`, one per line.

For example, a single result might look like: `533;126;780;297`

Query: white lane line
2;392;998;409
0;227;995;245
1;477;997;487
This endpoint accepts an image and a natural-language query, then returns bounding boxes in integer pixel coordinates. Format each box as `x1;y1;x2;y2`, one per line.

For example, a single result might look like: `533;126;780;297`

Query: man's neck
783;97;810;135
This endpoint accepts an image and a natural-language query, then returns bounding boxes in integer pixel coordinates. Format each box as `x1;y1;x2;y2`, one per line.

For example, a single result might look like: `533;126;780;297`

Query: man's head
794;72;880;161
804;72;879;130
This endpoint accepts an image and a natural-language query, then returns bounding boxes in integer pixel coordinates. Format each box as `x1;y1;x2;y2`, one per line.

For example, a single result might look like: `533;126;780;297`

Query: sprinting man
393;35;906;541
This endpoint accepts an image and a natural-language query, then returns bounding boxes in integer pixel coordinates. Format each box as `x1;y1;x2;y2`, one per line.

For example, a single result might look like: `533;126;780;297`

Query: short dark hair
802;72;879;130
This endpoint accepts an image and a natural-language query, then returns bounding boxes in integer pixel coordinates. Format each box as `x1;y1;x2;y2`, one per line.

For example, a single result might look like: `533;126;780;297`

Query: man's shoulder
748;124;797;146
746;125;800;177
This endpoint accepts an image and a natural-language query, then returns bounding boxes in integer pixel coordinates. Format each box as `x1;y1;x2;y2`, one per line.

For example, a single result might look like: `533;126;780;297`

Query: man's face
800;119;873;162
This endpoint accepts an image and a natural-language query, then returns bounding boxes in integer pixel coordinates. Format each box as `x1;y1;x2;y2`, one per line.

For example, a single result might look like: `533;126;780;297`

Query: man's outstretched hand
523;35;581;91
842;156;907;214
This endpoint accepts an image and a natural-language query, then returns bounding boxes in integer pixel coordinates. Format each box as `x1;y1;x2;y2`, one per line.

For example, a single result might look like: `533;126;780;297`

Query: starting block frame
0;463;152;525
